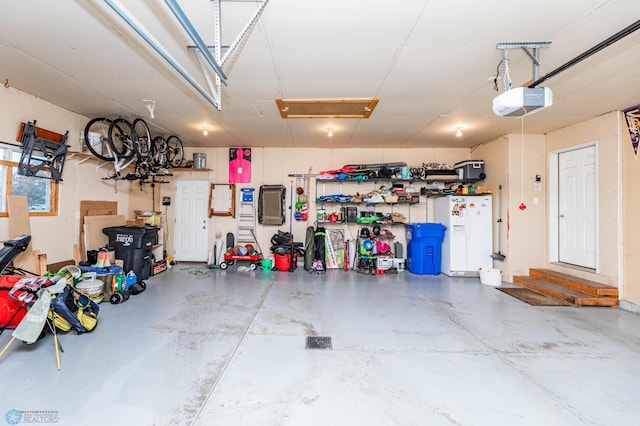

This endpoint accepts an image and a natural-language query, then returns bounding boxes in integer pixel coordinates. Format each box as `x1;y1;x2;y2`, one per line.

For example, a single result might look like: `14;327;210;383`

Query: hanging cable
494;51;513;93
503;51;512;92
521;116;524;200
529;18;640;88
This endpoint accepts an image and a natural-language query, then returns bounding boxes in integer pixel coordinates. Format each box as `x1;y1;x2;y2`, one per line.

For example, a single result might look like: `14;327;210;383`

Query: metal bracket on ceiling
104;0;221;110
186;0;269;110
496;41;551;82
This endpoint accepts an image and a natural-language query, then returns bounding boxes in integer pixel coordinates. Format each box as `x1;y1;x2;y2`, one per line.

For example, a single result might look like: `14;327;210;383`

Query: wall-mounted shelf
67;150;106;165
288;167;487;228
67;152;214;183
171;168;212;172
315;177;482;184
317;220;405;226
315;198;419;205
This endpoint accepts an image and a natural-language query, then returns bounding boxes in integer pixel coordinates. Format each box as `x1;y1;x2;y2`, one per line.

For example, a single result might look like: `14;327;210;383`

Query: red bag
0;276;28;329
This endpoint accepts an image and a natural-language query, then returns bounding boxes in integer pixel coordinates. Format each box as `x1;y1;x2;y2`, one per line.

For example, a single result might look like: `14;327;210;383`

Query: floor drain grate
306;336;332;350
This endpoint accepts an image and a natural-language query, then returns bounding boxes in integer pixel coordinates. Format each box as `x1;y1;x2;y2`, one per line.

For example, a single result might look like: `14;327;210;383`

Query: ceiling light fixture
202;125;209;136
327;127;334;137
455;127;463;137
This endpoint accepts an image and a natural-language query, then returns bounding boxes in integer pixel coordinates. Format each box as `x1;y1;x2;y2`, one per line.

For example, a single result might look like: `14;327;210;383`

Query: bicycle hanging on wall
83;117;184;191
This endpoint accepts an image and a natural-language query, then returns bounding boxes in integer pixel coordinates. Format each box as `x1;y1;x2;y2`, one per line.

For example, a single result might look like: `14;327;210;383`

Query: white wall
472;136;509;277
153;147;474;260
8;85;627;295
507;133;547;279
622;111;640;305
545;112;620;287
0;87;131;265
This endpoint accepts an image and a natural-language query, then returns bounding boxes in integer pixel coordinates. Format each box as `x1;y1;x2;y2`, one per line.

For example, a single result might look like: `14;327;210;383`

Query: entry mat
497;287;572;306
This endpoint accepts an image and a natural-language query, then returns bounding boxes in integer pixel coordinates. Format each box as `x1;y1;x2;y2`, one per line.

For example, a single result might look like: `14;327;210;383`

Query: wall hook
4;79;9;88
142;99;156;119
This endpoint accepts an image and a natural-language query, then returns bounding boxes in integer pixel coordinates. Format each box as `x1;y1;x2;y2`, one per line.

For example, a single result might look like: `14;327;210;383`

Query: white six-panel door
558;145;597;268
174;180;210;261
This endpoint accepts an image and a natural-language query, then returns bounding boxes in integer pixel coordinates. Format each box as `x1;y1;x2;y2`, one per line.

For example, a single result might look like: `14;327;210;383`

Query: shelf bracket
75;156;90;165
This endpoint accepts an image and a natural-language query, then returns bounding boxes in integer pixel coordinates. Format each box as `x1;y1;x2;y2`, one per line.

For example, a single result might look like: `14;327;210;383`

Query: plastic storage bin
376;256;394;270
479;268;502;286
392;258;406;271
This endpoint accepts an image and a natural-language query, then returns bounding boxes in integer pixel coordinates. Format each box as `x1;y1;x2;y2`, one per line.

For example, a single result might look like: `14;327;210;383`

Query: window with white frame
0;146;59;216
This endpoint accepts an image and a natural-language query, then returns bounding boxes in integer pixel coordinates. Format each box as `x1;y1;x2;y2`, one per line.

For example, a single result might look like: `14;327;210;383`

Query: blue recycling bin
405;223;446;275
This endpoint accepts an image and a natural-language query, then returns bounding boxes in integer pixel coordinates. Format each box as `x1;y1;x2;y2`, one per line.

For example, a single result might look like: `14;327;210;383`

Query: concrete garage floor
1;265;640;426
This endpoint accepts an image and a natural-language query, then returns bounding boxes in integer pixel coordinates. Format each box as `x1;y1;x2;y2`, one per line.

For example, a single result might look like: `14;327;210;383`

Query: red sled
0;276;28;330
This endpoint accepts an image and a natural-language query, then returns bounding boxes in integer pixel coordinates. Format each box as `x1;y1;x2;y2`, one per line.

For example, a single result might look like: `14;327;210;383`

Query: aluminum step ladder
237;188;257;244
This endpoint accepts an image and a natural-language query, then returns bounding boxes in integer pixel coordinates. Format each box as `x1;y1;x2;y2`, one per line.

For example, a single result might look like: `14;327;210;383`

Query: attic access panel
275;98;379;118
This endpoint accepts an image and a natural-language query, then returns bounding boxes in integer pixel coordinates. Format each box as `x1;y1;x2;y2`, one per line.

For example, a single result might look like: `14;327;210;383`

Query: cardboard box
134;211;163;226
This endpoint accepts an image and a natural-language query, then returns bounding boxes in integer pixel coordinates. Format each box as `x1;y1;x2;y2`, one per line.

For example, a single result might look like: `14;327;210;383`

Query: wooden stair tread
514;276;594;298
529;268;618;297
513;276;619;307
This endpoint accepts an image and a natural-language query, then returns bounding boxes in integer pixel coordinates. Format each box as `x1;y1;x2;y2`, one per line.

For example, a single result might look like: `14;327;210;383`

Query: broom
491;185;506;261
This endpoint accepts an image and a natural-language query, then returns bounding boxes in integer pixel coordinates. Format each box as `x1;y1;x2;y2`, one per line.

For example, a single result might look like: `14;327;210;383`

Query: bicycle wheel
84;118;114;161
151;136;168;168
165;135;184;168
108;118;135;160
132;118;152;159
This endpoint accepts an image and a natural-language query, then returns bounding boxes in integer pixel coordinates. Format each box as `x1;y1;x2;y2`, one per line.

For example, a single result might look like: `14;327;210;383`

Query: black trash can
103;225;158;281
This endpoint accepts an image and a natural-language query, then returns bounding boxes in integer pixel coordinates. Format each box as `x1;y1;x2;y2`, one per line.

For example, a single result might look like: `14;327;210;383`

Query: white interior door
174;180;210;261
558;145;597;268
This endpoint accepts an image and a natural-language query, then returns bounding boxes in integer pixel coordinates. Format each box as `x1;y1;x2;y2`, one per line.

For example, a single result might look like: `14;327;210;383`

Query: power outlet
162;197;171;206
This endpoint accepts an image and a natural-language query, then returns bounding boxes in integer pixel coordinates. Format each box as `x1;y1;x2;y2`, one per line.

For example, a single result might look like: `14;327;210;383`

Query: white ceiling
1;0;639;149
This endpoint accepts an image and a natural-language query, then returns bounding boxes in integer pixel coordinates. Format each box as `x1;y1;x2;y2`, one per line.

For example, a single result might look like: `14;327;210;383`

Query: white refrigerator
434;195;493;276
